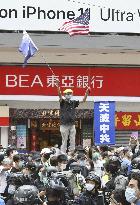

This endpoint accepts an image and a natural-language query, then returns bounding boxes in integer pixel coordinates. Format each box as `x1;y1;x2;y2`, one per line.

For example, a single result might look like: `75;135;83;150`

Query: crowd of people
0;136;139;205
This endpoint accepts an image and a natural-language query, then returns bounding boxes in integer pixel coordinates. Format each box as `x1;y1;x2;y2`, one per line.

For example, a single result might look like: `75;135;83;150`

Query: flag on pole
19;31;38;67
59;8;90;36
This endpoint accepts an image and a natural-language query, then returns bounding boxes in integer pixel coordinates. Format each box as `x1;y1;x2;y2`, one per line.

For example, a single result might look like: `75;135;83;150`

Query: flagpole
42;55;90;92
42;55;56;76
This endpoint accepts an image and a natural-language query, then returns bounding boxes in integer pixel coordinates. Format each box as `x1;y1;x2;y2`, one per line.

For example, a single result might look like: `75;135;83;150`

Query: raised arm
80;87;91;103
55;78;63;102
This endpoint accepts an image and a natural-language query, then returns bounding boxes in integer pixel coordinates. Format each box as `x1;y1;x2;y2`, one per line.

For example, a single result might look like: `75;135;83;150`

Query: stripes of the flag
59;21;89;36
0;106;9;127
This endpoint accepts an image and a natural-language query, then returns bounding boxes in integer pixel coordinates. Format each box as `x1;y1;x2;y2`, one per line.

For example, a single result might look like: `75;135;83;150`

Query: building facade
0;65;140;150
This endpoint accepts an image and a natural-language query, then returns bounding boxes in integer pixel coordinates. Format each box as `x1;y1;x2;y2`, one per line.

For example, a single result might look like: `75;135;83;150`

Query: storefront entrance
29;118;82;151
9;108;87;151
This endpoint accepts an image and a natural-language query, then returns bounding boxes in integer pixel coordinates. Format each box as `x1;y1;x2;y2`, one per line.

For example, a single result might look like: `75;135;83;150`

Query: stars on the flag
73;9;90;25
59;9;90;36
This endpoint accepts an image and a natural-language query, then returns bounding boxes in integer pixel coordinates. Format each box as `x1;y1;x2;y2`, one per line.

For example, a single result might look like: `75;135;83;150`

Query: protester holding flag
55;79;90;154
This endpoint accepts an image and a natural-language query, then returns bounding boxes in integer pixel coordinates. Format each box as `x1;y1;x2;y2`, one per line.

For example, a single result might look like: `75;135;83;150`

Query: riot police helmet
47;166;58;177
14;185;39;205
86;172;101;189
107;156;121;174
131;157;140;169
69;162;81;173
48;178;65;191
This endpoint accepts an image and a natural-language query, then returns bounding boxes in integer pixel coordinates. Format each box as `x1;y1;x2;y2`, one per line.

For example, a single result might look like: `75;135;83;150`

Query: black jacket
73;190;103;205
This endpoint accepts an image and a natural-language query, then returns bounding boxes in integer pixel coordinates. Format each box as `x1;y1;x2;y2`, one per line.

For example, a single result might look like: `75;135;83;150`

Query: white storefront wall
1;127;8;148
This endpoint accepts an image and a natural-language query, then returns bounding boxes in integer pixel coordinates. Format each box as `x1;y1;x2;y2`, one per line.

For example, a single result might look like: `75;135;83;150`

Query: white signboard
0;0;140;33
91;0;140;33
0;0;88;31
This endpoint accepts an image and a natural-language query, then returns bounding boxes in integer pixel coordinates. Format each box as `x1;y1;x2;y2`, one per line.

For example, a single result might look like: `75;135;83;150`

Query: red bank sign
0;65;140;96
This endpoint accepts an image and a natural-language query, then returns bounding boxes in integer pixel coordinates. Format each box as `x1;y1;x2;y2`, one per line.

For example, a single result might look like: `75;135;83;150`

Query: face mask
85;183;95;191
125;187;137;203
65;94;72;100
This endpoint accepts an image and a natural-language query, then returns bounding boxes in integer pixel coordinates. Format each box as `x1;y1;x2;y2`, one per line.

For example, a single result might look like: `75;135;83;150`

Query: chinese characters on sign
40;119;60;130
46;75;103;89
2;65;140;97
40;110;60;118
94;102;115;145
39;119;79;130
115;112;140;130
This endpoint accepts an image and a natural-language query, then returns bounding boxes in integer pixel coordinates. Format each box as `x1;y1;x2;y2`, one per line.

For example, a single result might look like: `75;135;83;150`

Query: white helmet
40;148;51;155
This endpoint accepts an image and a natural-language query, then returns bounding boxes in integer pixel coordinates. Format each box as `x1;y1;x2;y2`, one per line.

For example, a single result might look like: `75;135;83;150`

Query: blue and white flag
19;31;38;67
94;101;115;145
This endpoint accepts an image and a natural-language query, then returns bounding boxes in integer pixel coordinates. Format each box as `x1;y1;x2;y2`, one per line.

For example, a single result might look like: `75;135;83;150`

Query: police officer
73;172;102;205
6;185;42;205
102;156;122;205
45;178;66;205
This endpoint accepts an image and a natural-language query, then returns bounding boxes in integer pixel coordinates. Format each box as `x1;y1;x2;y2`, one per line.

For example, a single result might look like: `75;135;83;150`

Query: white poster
0;0;140;32
16;125;26;148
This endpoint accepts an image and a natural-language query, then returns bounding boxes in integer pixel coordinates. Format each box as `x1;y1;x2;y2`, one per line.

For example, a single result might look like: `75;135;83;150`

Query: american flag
59;9;90;36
